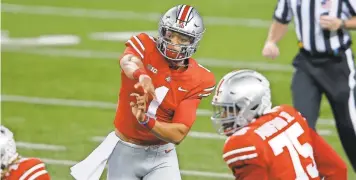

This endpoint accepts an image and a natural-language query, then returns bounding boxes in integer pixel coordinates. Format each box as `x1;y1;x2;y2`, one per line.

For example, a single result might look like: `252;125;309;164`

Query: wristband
139;115;156;130
133;69;148;80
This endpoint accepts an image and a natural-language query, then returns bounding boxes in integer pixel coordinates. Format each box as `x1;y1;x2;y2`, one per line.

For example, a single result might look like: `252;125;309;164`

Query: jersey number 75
268;120;319;179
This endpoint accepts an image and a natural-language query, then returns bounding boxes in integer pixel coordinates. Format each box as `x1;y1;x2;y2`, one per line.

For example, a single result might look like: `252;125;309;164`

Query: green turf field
2;0;356;179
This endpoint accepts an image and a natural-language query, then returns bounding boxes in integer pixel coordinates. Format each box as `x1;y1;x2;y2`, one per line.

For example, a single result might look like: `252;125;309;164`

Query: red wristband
140;115;156;130
133;68;147;80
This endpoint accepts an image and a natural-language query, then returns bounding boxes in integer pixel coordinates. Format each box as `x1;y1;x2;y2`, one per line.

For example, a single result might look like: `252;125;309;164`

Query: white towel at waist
70;131;119;180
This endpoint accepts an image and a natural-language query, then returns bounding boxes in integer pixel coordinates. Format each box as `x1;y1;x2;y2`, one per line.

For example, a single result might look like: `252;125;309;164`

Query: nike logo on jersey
165;76;171;82
178;87;188;92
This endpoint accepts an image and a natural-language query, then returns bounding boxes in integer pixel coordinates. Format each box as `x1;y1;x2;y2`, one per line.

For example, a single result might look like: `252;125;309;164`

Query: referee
262;0;356;172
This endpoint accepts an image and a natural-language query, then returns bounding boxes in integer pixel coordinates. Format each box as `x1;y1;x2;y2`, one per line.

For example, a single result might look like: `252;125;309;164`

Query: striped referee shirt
274;0;356;54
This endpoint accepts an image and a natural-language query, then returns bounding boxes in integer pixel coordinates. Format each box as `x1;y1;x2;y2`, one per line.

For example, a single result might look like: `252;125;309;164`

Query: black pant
291;48;356;172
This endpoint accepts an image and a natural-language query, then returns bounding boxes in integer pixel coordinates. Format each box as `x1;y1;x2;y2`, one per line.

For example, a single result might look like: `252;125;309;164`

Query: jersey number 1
146;86;169;118
268;122;319;179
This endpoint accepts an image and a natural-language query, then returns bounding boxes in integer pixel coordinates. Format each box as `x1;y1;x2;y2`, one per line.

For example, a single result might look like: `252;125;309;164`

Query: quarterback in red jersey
71;4;215;180
0;126;50;180
210;70;347;180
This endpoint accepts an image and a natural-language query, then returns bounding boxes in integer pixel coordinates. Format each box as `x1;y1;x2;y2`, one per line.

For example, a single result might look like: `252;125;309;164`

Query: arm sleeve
124;34;146;60
172;98;201;128
223;135;267;180
185;74;216;99
273;0;293;24
23;159;51;180
310;128;347;180
119;46;140;63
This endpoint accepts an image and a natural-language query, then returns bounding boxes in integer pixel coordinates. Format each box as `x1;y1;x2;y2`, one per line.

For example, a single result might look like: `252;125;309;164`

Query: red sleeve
223;133;267;179
118;33;148;64
123;46;138;56
119;46;141;64
172;98;200;128
19;158;51;180
233;164;268;180
310;128;347;180
185;77;215;100
124;34;146;59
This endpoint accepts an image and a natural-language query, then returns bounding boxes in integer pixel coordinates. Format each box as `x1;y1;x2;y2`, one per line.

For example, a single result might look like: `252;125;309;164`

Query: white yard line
1;34;80;46
91;131;227;142
188;131;227;140
0;94;208;116
2;3;356;36
317;129;334;137
1;95;336;136
1;94;334;126
317;119;335;126
187;129;335;137
40;158;234;179
180;170;233;179
89;31;158;41
2;94;117;109
2;46;121;59
1;47;293;72
16;142;66;151
1;3;269;28
92;127;334;143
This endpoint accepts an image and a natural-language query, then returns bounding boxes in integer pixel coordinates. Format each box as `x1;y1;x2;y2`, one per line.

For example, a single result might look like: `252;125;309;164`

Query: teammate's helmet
211;70;272;136
157;5;205;61
0;126;18;172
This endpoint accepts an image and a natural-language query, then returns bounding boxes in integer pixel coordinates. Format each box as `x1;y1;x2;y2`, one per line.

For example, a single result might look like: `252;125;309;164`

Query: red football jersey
115;33;216;144
3;158;50;180
223;105;346;180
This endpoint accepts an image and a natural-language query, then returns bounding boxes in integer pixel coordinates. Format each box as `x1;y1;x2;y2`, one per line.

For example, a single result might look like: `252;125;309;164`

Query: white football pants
107;136;181;180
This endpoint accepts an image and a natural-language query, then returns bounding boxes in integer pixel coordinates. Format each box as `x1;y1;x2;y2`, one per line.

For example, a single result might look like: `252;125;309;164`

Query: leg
107;142;142;180
143;149;181;180
317;49;356;172
291;53;322;129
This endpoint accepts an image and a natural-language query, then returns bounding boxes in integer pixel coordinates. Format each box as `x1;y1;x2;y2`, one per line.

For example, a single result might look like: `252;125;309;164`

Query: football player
211;70;347;180
0;126;50;180
71;4;215;180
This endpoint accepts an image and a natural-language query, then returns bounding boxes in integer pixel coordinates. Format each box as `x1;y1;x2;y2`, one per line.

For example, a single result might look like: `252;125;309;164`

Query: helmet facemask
211;98;257;136
210;70;273;137
157;26;199;68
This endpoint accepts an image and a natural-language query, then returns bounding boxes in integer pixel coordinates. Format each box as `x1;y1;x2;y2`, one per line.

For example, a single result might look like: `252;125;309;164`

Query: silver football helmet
157;4;205;61
211;70;272;136
0;126;18;172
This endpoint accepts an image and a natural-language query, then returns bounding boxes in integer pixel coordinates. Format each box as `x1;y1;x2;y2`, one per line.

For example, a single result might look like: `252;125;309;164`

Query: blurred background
2;0;356;179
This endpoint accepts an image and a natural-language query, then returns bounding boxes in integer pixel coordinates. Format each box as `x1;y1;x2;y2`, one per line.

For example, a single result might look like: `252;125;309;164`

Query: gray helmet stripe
177;5;186;22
